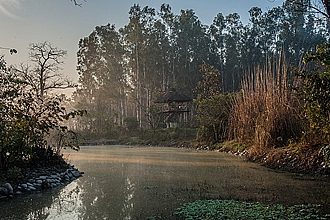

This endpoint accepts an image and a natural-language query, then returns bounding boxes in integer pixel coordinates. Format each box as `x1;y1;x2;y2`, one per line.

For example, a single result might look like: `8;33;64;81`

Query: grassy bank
79;127;197;147
212;141;330;175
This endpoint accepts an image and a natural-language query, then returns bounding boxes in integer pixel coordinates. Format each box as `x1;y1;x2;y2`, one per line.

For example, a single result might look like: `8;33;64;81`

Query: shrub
196;94;233;143
124;117;139;132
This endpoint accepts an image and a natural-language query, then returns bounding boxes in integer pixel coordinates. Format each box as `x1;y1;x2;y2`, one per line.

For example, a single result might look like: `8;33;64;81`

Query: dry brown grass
229;56;305;154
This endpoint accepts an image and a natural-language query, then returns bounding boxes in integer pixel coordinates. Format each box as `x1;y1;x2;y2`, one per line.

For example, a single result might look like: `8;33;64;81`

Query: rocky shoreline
0;165;84;199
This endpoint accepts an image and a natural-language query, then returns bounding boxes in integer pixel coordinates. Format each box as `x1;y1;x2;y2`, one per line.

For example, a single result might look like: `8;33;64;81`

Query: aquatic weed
174;200;329;220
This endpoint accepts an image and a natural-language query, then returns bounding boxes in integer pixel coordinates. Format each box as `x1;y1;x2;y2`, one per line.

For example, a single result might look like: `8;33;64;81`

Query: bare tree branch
286;0;330;19
15;42;74;99
71;0;86;7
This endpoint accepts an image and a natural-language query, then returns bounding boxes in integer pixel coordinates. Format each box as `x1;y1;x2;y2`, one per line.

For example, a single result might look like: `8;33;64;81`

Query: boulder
41;182;50;189
15;191;23;195
38;176;47;180
28;186;36;191
3;183;13;194
0;187;8;196
72;171;81;178
33;183;42;188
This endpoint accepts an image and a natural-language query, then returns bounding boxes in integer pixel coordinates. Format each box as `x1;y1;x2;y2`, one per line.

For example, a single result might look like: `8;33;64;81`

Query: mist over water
0;145;329;219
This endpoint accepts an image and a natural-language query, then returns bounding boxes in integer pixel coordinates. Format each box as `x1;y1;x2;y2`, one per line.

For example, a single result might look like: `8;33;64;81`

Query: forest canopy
73;1;329;138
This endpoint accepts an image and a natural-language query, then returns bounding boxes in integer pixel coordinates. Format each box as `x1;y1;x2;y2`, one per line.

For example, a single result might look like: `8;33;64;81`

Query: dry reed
229;56;305;153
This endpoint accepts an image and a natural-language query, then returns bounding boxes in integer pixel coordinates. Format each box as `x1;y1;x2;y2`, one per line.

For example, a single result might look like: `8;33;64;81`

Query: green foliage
6;166;23;181
122;128;196;145
319;144;330;166
196;64;222;98
74;24;126;137
195;64;233;144
175;200;329;220
215;141;247;152
0;56;82;170
300;43;330;144
124;117;139;132
74;2;328;133
146;104;165;129
195;94;233;143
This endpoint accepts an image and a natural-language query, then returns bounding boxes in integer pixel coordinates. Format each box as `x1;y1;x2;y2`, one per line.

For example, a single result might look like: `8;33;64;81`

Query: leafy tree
286;0;330;19
172;9;210;96
195;64;221;98
223;13;244;92
72;2;329;137
195;64;232;143
299;43;330;144
196;94;232;143
0;56;83;170
75;24;126;138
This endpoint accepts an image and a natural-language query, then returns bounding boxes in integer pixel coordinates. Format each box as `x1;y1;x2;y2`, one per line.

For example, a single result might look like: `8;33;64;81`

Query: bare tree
16;42;74;99
71;0;85;6
286;0;330;19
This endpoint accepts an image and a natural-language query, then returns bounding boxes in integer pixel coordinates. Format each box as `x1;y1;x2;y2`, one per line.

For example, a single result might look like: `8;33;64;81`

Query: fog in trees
73;1;329;139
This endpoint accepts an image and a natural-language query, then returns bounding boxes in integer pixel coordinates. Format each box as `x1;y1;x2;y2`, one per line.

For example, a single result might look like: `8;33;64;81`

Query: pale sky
0;0;284;87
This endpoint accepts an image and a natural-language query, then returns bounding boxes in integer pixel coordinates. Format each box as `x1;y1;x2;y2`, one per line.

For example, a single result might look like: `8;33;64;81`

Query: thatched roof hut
155;88;192;103
154;88;192;128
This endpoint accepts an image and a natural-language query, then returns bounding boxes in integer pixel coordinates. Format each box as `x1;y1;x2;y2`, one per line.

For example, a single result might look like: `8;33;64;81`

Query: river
0;145;329;219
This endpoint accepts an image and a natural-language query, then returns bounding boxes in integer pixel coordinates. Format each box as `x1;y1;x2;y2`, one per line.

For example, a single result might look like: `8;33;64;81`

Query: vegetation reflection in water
0;145;329;219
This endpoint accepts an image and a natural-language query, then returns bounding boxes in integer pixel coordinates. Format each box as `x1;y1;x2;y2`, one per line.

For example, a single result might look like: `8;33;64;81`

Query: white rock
72;171;81;178
28;186;36;191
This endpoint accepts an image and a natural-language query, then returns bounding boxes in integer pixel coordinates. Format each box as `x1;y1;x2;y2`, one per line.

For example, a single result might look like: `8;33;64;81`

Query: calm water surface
0;145;329;219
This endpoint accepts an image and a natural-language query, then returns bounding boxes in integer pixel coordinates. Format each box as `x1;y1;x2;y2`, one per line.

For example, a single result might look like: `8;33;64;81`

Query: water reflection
0;181;83;220
0;145;329;219
122;177;135;220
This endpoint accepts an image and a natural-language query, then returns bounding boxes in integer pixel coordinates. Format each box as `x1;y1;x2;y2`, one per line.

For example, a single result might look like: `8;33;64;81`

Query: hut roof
155;88;192;103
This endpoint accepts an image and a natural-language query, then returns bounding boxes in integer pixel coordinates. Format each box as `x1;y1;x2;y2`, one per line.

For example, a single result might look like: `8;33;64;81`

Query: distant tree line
73;0;329;138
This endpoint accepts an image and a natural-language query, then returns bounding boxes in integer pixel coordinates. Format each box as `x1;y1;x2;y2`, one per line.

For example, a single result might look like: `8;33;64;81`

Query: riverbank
0;158;83;200
1;145;329;219
167;140;330;176
81;136;330;176
212;141;330;176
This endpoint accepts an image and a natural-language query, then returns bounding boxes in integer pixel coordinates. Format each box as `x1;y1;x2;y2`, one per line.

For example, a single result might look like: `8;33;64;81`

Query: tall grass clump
229;57;305;154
